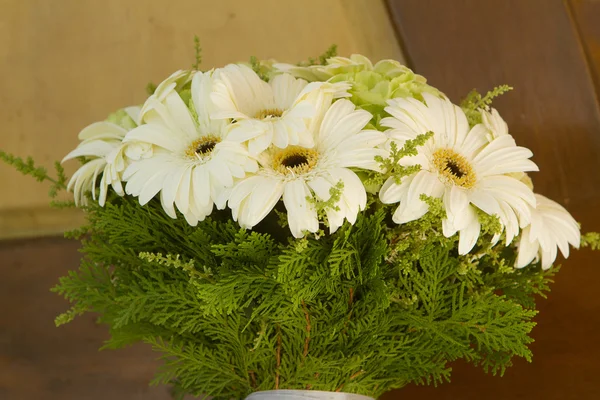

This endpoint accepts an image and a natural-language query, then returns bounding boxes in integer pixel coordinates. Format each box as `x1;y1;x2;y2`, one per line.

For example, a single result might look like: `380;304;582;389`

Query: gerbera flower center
186;135;221;159
255;108;284;120
432;148;476;188
273;146;318;175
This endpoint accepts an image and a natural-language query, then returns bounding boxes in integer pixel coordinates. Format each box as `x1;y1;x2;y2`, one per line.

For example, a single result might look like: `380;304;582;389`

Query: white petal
271;73;308;109
208;157;234;189
182;209;199;226
457;206;480;255
78;121;127;141
517;229;540;268
330;168;366;204
271;120;290;148
124;124;186;153
472;135;538;177
210;64;272;120
174;166;193;214
379;176;410;205
329;168;367;224
482;108;509;140
307;176;333;201
124;106;142;126
333;130;388;171
394;170;443;224
445;185;470;229
248;129;274;155
62;140;119;162
540;244;558;270
124;157;167;195
460;124;488;159
283;179;319;238
145;95;197;142
192;165;212;208
138;168;169;205
478;175;536;225
226;120;268;143
442;217;458;238
422;93;469;149
302;82;351;133
244;177;285;227
468;188;501;217
229;176;260;211
284;100;315;119
98;172;109;206
497;200;520;245
318;100;371;150
157;164;187;218
384;97;432;136
191;71;215;130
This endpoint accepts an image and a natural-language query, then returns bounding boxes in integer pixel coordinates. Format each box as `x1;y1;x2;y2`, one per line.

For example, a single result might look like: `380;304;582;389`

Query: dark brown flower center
196;140;217;155
281;154;309;168
273;146;318;175
186;135;221;160
432;148;476;188
446;160;466;179
255;108;284;119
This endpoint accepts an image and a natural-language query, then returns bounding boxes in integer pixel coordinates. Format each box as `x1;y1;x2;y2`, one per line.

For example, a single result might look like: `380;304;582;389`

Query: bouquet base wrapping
245;390;374;400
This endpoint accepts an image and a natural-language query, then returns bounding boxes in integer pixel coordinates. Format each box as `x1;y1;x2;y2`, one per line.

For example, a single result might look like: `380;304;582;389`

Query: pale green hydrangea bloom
275;54;441;118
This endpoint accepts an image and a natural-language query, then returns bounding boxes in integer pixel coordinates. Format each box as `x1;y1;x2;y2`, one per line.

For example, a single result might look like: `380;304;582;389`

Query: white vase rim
245;389;375;400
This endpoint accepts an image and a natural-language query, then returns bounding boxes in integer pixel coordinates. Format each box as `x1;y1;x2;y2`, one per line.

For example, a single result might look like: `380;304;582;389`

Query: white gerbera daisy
123;70;257;226
516;194;580;270
379;94;538;254
62;106;142;206
210;64;349;155
227;99;387;238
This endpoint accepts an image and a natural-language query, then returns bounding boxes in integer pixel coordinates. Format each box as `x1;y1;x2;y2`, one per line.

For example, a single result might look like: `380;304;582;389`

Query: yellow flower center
272;146;318;175
255;108;283;119
186;135;220;159
432;148;476;188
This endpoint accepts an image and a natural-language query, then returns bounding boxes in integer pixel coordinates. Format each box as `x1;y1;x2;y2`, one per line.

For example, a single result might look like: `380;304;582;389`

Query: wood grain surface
384;0;600;398
0;238;175;400
568;0;600;95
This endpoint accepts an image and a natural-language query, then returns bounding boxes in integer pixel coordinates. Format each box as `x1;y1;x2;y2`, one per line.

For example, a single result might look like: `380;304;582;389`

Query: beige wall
0;0;404;239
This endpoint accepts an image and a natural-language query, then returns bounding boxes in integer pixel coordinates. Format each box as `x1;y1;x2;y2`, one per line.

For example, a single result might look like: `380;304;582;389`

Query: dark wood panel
0;238;176;400
569;0;600;98
384;0;600;399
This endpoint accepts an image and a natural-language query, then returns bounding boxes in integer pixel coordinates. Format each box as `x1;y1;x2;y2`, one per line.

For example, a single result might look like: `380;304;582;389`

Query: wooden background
1;0;600;399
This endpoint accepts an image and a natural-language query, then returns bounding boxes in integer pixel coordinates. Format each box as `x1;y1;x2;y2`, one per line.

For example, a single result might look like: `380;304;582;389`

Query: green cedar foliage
0;63;577;399
0;150;67;199
51;191;551;399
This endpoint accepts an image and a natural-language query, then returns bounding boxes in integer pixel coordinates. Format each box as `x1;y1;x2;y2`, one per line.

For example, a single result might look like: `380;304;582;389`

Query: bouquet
3;45;599;400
